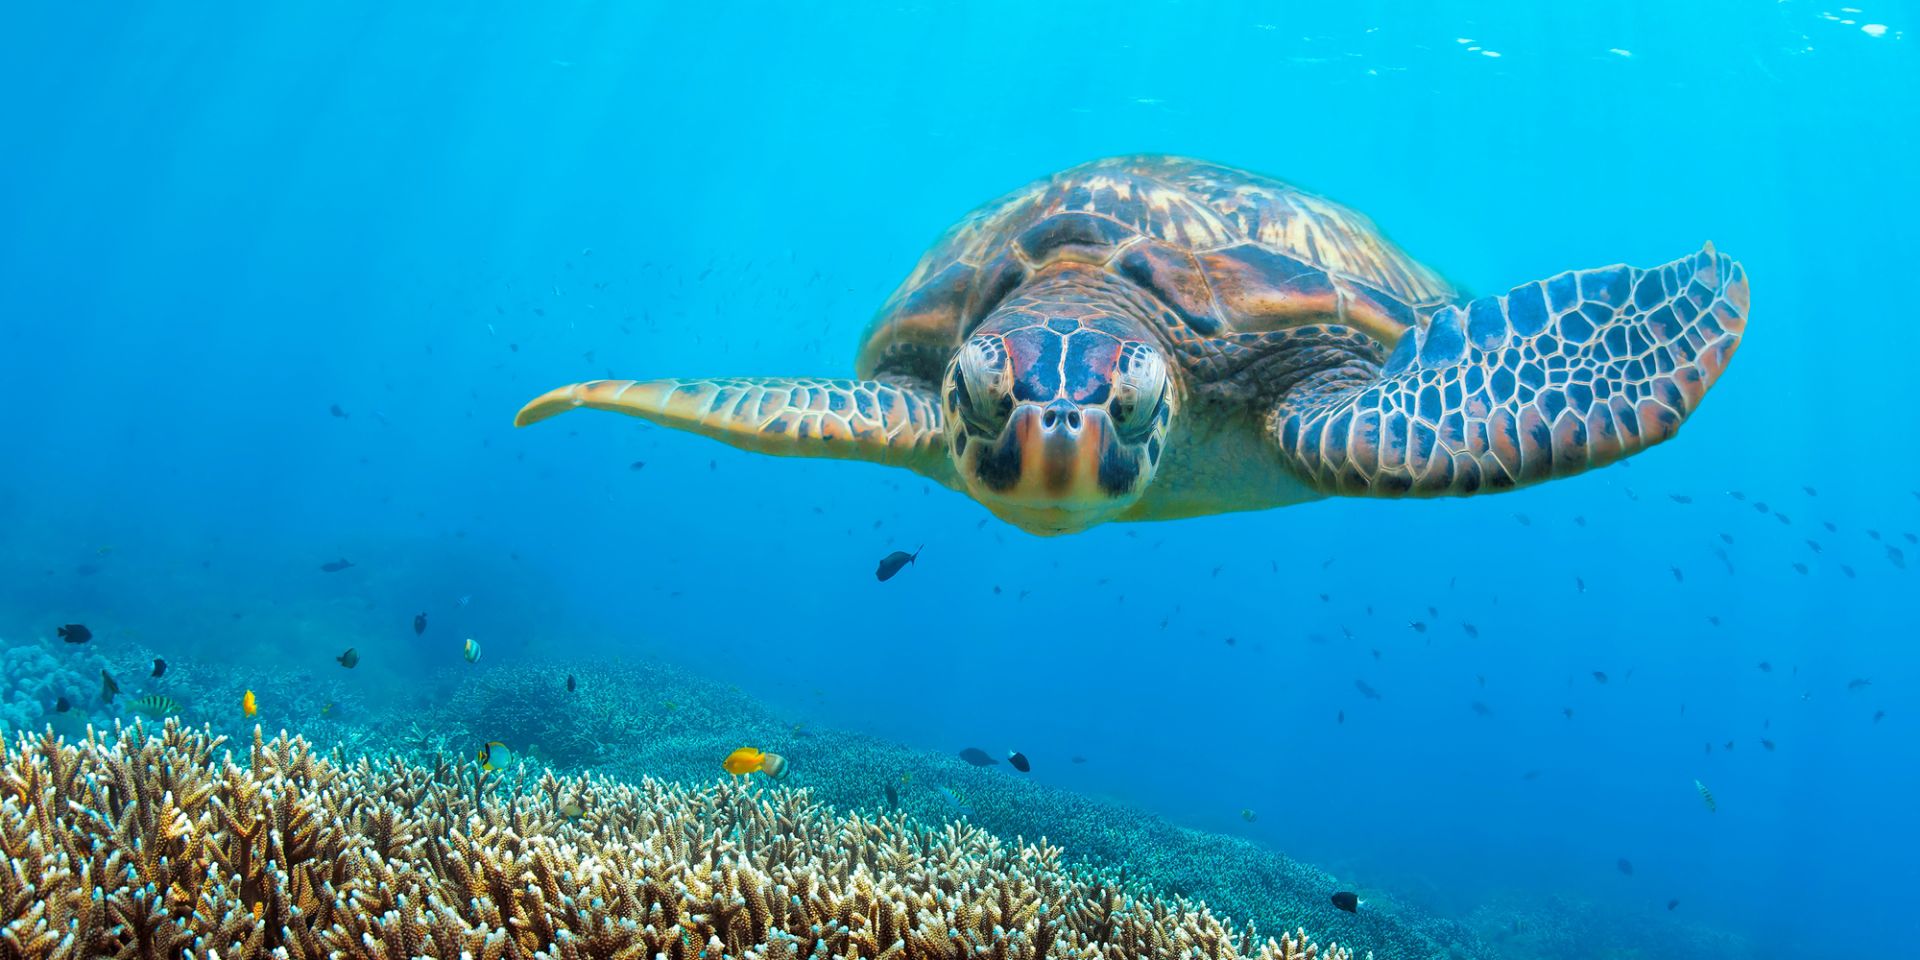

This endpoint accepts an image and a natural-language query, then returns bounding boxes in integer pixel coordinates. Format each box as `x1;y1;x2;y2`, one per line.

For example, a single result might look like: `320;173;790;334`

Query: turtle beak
970;402;1135;535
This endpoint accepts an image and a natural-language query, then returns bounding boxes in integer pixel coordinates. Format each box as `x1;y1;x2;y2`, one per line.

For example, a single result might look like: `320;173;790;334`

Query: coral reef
0;720;1357;960
0;640;106;739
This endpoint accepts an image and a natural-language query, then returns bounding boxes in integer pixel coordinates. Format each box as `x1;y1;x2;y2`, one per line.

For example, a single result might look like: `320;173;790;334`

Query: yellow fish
242;690;257;717
478;741;514;771
722;747;788;779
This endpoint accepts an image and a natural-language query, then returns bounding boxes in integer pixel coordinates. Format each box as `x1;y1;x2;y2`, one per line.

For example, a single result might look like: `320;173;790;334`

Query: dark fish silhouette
885;784;898;810
1873;710;1886;723
329;403;349;419
100;670;119;704
336;647;359;668
1337;709;1345;724
1563;707;1573;719
1667;899;1679;911
1761;738;1775;751
319;558;355;573
957;747;997;767
1592;671;1609;684
1007;751;1031;773
1522;770;1542;780
1669;494;1693;504
1470;701;1492;717
875;546;922;582
1617;858;1634;876
1758;661;1772;673
1330;892;1359;913
629;460;646;470
56;696;71;713
150;658;166;678
567;674;577;693
58;624;91;644
413;612;427;635
1354;679;1382;701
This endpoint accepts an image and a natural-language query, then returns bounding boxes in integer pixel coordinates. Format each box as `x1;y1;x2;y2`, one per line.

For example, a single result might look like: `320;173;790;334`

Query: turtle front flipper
515;377;955;483
1270;244;1749;496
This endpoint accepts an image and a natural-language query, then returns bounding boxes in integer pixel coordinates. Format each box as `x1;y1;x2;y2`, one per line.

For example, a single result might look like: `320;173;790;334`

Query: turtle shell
856;155;1456;389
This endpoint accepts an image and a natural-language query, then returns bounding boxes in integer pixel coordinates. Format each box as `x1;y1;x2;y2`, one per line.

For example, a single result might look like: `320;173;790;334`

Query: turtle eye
1110;345;1168;442
951;336;1013;432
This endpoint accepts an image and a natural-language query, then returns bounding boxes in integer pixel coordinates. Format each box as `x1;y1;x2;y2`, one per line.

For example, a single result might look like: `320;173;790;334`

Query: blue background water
4;1;1915;956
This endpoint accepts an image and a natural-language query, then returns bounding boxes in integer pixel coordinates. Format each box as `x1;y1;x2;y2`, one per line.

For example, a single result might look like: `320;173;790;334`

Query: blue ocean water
3;1;1915;956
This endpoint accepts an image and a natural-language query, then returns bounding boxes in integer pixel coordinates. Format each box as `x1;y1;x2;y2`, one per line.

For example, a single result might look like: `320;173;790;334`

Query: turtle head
940;318;1175;536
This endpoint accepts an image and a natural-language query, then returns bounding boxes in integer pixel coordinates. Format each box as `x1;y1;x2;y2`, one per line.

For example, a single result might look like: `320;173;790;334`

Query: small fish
319;558;355;573
1617;858;1634;876
629;460;646;470
559;801;586;820
885;784;899;810
1592;671;1609;684
936;785;972;814
130;694;180;719
1240;808;1258;823
1575;577;1586;593
1848;678;1872;691
1354;679;1382;701
1337;709;1345;724
463;638;482;663
242;689;257;716
321;702;333;716
1873;710;1886;723
1758;661;1772;673
1408;620;1427;634
336;647;359;668
1462;622;1479;638
722;747;788;778
1007;750;1031;772
329;403;349;419
150;658;166;678
957;747;998;767
413;612;427;635
100;670;119;704
1330;891;1359;913
1523;770;1542;780
1695;779;1717;813
875;546;923;582
1668;899;1679;911
1514;513;1531;526
1671;566;1684;583
1760;738;1775;752
58;623;92;644
1470;701;1492;717
567;674;577;693
1729;490;1746;501
478;741;514;772
55;696;71;713
1563;707;1573;719
457;594;472;606
1726;740;1735;751
1669;494;1692;504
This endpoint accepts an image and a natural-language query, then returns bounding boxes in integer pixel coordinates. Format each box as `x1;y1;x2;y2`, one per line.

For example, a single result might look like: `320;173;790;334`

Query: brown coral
0;721;1355;960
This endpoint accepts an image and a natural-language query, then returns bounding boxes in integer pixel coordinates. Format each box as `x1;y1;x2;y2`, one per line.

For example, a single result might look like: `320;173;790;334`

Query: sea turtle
516;155;1748;536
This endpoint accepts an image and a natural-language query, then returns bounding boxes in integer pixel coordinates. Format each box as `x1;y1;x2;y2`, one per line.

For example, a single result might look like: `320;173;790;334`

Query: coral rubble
0;721;1354;960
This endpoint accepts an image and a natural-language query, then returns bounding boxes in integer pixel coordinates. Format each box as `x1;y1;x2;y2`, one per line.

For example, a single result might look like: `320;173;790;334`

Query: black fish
875;546;922;582
1761;738;1775;751
1617;858;1634;876
1354;679;1382;700
329;403;349;419
1873;710;1886;723
567;674;577;693
319;558;355;573
1592;671;1609;684
1563;707;1573;719
413;612;427;635
957;747;997;767
885;784;898;810
58;623;92;644
1330;891;1359;913
1007;750;1031;773
55;696;71;713
629;460;646;470
336;647;359;668
100;669;119;704
1070;755;1087;764
1667;899;1679;911
1337;709;1345;724
151;658;166;678
1758;661;1772;673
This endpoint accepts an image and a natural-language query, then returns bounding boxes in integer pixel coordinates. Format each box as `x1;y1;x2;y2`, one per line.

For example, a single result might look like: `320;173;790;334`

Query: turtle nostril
1042;410;1058;429
1066;410;1082;430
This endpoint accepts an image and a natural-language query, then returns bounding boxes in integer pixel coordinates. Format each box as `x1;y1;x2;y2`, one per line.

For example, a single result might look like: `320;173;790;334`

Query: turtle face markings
941;301;1174;536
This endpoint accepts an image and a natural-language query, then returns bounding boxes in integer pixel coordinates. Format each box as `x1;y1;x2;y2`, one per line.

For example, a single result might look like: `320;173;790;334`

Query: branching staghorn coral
0;720;1355;960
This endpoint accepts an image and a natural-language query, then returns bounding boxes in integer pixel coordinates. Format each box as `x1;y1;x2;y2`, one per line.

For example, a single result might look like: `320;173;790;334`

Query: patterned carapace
516;156;1749;536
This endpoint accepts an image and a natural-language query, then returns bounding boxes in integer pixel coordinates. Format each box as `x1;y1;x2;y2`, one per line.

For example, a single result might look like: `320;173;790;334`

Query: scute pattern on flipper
1272;246;1749;495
